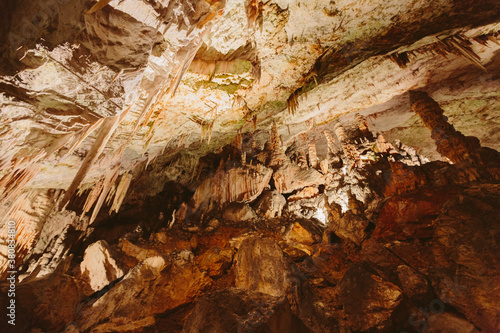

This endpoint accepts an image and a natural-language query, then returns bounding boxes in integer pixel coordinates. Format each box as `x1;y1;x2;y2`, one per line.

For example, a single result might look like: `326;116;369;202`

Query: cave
0;0;500;332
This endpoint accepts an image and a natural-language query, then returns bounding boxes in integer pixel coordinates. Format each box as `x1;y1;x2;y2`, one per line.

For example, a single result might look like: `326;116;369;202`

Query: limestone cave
0;0;499;332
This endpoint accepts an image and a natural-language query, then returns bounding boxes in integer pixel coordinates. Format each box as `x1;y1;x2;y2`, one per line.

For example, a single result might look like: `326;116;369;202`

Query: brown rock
288;186;319;201
223;203;257;222
73;254;211;332
424;312;478;333
196;247;234;277
396;265;429;301
183;288;309;333
253;189;286;218
80;240;125;292
118;239;159;262
285;222;317;246
384;161;427;196
338;262;402;331
374;186;462;240
330;211;369;245
234;237;294;297
429;184;500;332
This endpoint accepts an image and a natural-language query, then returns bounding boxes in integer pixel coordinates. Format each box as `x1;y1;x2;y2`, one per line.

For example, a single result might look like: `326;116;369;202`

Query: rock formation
0;0;500;332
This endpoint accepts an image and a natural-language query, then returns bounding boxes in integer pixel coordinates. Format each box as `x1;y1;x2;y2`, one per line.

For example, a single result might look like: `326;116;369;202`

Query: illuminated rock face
1;0;500;332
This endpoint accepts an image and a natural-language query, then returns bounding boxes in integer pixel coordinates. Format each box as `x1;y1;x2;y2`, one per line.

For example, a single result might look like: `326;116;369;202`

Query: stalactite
389;33;496;70
246;0;263;30
375;134;397;154
409;90;494;181
287;91;299;115
60;118;105;162
410;91;481;164
241;152;247;166
334;122;362;170
109;173;133;214
0;189;54;276
58;107;131;211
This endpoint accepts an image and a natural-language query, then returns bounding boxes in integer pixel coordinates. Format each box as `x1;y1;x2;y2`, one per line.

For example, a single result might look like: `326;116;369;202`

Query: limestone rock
329;211;369;245
273;163;324;194
223;203;257;222
338;262;402;331
205;218;221;232
189;164;273;219
253;189;286;218
396;265;429;302
118;239;159;262
384;161;427;196
424;312;478;333
183;288;308;333
374;186;462;240
196;247;234;277
5;272;83;332
234;237;294;297
80;240;125;292
288;186;319;201
285;222;318;246
73;254;211;332
429;184;500;332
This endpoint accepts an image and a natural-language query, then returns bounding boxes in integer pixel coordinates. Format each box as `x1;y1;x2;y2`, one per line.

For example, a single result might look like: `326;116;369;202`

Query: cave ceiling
0;0;499;228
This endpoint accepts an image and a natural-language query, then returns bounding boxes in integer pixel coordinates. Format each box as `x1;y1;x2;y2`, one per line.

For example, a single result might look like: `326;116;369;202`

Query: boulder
338;262;402;331
183;288;309;333
223;203;257;222
196;247;234;277
396;265;430;302
73;253;211;332
6;272;83;332
424;312;478;333
118;239;160;262
428;184;500;332
330;211;369;245
253;190;286;218
285;222;318;246
80;240;125;292
234;237;294;297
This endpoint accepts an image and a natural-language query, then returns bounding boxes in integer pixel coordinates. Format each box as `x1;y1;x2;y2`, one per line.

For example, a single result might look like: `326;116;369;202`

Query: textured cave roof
0;0;499;212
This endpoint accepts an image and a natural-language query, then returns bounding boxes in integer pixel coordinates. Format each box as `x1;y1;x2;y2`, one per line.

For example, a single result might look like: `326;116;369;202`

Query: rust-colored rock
384;161;427;196
196;247;234;277
183;288;309;333
234;237;294;297
338;262;402;331
73;254;211;332
375;186;462;240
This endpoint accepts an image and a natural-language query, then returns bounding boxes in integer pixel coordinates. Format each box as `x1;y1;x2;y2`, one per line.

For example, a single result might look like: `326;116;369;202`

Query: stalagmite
323;130;337;155
409;90;495;180
297;150;308;168
308;143;319;169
